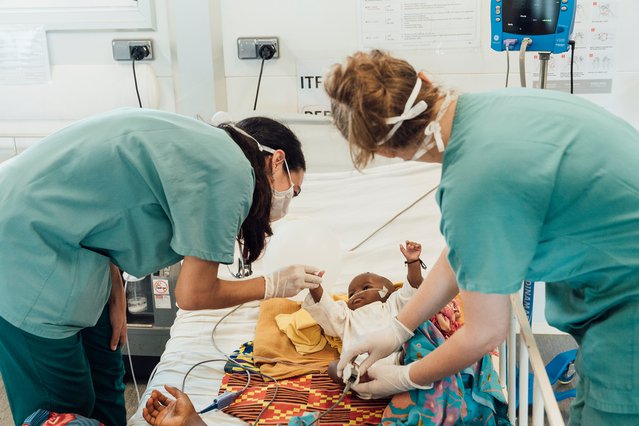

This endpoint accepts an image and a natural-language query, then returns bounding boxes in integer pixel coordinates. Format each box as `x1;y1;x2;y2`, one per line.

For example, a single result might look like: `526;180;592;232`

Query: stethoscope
226;244;253;278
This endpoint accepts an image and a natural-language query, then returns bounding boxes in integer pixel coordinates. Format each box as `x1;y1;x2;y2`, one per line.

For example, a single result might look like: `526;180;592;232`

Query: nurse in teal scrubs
0;109;322;426
326;51;639;425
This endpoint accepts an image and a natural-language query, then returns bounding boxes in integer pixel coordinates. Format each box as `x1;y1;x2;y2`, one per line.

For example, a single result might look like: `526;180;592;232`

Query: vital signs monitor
491;0;576;53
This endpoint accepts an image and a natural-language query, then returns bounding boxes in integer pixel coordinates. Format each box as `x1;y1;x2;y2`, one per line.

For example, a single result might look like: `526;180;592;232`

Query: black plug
130;45;150;61
258;44;276;60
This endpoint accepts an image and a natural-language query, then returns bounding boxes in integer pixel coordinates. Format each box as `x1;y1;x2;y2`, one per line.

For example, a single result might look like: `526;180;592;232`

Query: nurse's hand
337;317;414;377
264;264;322;299
352;363;431;399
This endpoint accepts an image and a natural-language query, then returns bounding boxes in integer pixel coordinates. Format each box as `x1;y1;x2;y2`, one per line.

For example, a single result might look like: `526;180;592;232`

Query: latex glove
264;264;322;299
337;317;414;377
352;362;432;400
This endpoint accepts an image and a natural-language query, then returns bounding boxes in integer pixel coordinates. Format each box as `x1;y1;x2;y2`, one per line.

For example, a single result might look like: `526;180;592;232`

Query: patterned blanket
220;342;389;425
219;370;389;425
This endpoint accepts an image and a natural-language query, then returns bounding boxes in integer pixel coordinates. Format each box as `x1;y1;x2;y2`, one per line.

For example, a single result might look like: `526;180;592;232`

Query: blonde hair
324;50;441;168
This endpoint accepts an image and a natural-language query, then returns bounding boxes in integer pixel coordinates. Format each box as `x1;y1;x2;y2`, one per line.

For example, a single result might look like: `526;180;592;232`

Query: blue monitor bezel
491;0;576;54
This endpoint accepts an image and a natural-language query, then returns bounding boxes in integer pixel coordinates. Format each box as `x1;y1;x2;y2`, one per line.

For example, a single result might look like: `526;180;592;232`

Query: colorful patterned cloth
219;341;389;425
220;372;389;425
382;321;511;425
224;340;260;374
22;409;104;426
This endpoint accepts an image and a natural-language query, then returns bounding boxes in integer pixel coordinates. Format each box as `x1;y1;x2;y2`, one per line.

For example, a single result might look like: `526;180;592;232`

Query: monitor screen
502;0;561;36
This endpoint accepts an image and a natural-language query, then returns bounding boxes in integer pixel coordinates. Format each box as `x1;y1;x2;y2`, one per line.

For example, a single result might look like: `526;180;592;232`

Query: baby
302;241;425;384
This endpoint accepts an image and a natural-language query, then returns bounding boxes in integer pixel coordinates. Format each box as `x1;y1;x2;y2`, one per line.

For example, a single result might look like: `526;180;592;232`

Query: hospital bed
127;119;567;426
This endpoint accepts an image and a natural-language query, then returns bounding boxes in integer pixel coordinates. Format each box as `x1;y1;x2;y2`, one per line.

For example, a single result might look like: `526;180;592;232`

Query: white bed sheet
128;162;445;425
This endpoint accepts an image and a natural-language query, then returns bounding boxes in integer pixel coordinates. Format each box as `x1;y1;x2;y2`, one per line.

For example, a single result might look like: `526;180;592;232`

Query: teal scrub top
438;88;639;413
0;108;254;339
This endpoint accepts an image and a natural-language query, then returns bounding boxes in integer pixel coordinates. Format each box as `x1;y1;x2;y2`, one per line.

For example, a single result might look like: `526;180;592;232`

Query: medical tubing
211;301;361;424
211;304;279;425
122;278;142;404
503;39;517;88
126;338;142;403
519;38;532;88
305;383;351;426
349;184;439;252
198;390;242;414
179;357;250;414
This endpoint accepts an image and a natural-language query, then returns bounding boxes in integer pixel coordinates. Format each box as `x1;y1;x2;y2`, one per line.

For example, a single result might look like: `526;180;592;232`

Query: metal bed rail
498;294;566;426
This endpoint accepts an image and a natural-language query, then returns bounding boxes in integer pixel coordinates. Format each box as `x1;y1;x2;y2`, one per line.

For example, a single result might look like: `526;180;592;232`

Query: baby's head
346;272;396;310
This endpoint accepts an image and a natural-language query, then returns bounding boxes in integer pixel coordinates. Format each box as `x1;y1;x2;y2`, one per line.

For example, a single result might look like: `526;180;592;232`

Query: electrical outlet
112;39;153;61
237;37;279;59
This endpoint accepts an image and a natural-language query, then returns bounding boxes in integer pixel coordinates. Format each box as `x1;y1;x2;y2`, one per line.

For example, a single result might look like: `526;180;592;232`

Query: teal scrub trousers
0;306;126;426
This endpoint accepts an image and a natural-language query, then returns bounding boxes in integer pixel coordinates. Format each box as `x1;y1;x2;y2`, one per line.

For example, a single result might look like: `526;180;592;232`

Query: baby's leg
327;360;341;385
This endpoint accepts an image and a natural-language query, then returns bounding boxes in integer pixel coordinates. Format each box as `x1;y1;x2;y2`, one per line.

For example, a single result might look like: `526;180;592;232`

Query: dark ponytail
218;124;272;264
217;117;306;264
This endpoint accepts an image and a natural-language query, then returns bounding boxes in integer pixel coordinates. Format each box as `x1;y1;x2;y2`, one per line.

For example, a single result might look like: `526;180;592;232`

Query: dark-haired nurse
0;109;322;426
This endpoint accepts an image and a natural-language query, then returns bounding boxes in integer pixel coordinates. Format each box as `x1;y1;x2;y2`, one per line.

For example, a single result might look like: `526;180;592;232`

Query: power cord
130;45;150;108
568;40;576;94
253;44;276;111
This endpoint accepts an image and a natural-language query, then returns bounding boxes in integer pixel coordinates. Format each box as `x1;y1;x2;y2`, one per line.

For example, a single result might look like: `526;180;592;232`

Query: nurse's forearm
408;292;511;386
408;325;498;385
176;256;266;310
397;247;458;331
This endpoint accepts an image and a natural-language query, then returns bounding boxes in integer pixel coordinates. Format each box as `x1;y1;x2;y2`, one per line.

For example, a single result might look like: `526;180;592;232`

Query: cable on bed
211;303;280;425
349;184;439;251
211;303;367;425
305;382;352;426
180;357;251;414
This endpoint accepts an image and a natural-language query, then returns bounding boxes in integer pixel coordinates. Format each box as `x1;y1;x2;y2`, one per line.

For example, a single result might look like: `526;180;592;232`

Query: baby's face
347;273;393;310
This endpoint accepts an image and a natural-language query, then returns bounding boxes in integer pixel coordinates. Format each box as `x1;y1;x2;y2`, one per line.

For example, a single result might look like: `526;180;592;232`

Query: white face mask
270;160;294;221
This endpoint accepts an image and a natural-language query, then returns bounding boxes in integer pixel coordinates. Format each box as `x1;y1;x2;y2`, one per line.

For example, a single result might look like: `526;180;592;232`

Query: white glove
263;264;322;299
352;362;432;399
337;317;414;377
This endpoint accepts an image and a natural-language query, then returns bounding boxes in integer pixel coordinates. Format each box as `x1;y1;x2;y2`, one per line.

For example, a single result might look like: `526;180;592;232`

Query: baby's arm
400;240;424;288
303;288;348;338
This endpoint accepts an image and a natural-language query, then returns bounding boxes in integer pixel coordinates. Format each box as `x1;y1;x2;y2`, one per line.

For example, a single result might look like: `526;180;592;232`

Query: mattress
128;162;445;425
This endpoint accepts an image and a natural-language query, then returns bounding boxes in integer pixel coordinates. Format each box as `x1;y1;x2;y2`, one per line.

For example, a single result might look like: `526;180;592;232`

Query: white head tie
377;76;428;145
422;91;455;153
410;90;457;161
226;124;276;154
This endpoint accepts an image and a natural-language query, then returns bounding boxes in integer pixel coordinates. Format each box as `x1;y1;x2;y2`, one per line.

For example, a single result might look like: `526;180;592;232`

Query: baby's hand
400;240;422;262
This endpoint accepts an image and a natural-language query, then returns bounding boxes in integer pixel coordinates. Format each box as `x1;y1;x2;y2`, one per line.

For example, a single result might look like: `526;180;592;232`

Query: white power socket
112;39;153;61
237;37;279;59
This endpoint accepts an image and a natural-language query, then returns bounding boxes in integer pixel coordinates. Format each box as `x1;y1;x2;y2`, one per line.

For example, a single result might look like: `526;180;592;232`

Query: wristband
404;258;426;269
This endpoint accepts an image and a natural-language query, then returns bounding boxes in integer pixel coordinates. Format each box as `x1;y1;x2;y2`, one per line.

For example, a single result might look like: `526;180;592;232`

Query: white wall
1;0;637;142
219;0;639;129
